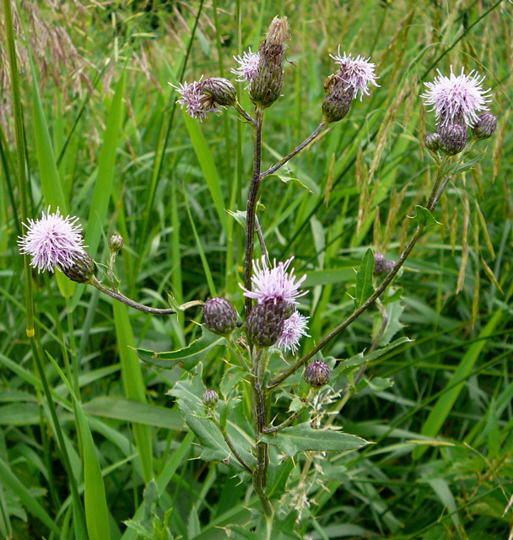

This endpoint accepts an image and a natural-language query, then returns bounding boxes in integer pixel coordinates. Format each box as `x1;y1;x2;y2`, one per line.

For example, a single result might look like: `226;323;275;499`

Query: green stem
212;417;253;474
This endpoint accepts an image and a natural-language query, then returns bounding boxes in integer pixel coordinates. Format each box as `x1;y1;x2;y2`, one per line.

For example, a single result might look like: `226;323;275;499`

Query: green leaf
137;327;225;370
303;267;355;287
182;112;227;232
262;423;368;457
113;302;154;482
355;249;374;308
83;397;183;431
267;173;313;193
379;301;406;346
0;403;40;425
413;310;504;460
74;402;111;540
168;367;254;468
0;457;59;535
413;205;441;227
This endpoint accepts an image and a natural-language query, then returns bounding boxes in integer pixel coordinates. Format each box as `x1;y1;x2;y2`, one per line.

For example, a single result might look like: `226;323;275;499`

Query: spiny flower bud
473;112;497;140
202;77;236;107
304;360;331;387
203;297;239;335
59;252;95;284
246;299;288;347
439;123;467;155
374;253;395;275
202;389;219;408
322;74;353;123
249;16;289;108
425;132;440;152
109;233;124;253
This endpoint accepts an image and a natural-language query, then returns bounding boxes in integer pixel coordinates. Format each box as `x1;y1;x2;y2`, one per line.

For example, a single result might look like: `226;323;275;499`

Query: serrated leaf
137;327;225;370
355;249;374;307
168;367;254;469
262;423;368;457
413;205;441;227
379;301;406;346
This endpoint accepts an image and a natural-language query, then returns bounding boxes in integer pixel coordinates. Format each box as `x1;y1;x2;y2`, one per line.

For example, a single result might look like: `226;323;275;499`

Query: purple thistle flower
231;48;260;85
422;67;491;127
276;311;309;353
329;50;379;100
173;78;219;121
242;257;306;306
18;208;86;273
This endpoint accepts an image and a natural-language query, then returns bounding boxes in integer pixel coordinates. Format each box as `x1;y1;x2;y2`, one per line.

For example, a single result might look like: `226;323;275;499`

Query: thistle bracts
203;389;219;408
249;17;289;108
246;299;289;347
323;52;379;123
473;112;497;140
60;252;95;284
374;253;395;275
201;77;236;107
425;133;441;152
203;297;239;335
304;360;331;387
439;123;468;155
174;77;236;120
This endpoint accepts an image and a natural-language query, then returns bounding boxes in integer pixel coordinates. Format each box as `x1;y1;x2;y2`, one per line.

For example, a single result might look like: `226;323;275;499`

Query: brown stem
260;122;327;179
251;348;272;516
243;108;264;314
267;167;452;390
90;276;175;315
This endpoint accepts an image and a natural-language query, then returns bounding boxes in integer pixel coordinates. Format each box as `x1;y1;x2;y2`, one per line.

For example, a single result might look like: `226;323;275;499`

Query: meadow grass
1;0;512;538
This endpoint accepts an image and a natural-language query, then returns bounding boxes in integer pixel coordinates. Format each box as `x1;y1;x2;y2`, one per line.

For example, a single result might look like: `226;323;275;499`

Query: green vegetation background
0;0;512;538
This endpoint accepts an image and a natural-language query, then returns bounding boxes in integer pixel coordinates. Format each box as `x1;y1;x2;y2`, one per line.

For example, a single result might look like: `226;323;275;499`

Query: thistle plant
17;14;499;536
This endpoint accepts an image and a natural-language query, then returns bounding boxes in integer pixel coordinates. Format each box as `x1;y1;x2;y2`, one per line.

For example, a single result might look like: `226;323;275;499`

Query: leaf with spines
413;205;442;227
262;423;368;457
136;327;225;370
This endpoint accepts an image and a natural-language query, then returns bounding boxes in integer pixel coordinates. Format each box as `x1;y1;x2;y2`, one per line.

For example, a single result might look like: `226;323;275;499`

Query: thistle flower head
329;50;379;100
242;257;306;307
276;311;309;353
18;208;87;273
304;360;331;387
203;297;239;335
231;48;260;84
173;78;218;121
202;389;219;408
422;67;491;127
473;112;497;140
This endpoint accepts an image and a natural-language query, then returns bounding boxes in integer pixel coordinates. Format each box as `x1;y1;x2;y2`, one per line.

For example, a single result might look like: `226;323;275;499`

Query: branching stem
90;276;175;315
260;122;328;179
267;165;452;389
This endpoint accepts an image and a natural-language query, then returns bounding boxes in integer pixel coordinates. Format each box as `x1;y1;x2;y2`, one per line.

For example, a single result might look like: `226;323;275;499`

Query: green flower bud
109;233;124;253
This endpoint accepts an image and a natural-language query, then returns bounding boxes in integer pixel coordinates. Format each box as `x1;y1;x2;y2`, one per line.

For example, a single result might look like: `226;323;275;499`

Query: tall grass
0;0;512;537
